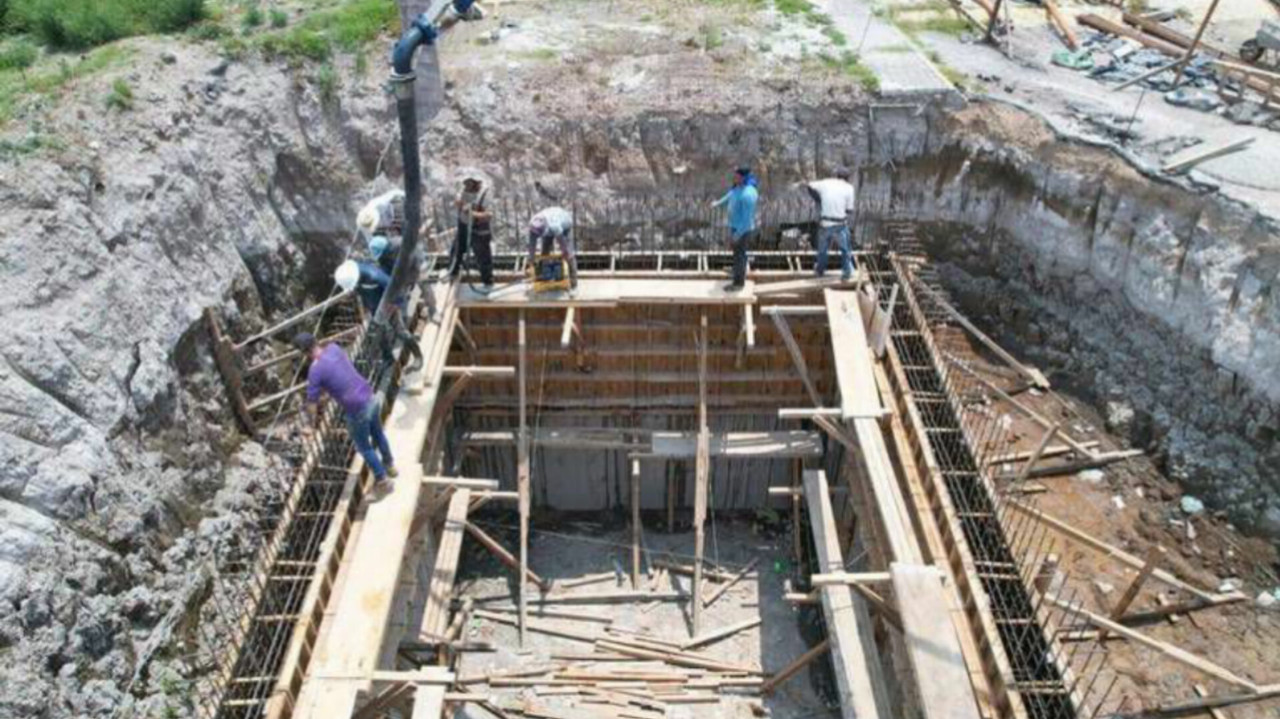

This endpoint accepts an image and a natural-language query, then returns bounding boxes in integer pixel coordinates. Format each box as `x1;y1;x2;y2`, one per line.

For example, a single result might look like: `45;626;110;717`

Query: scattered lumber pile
456;618;767;719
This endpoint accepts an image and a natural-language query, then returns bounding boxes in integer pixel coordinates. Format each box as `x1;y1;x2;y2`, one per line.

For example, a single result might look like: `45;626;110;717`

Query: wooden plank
422;489;472;638
465;521;549;590
1014;425;1059;483
912;284;1048;390
824;289;885;419
561;307;576;348
442;366;516;378
892;564;983;719
810;572;893;586
471;590;685;605
761;639;831;695
422;476;499;490
692;314;709;636
1044;0;1078;49
457;278;756;308
1045;596;1258;690
518;311;530;647
754;275;859;297
703;558;758;607
743;304;756;348
1171;0;1221;86
649;430;823;458
681;617;761;650
1194;684;1229;719
1007;500;1234;603
1163;138;1255;174
984;441;1098;466
1099;545;1162;641
631;459;642;590
293;284;459;719
804;469;888;719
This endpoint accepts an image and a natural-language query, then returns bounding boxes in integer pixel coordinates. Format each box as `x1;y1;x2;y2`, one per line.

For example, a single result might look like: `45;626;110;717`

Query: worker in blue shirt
711;166;759;292
335;259;424;370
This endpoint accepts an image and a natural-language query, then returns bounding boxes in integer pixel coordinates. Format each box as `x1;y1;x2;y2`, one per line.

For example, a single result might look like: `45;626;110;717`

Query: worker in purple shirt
294;332;397;484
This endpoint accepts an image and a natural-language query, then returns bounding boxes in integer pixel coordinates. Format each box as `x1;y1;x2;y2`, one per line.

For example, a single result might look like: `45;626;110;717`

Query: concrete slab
822;0;957;96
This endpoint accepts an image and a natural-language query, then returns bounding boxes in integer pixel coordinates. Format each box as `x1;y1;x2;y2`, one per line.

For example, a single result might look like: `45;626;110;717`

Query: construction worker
356;189;405;241
335;259;424;371
295;332;397;485
528;206;578;289
711;166;759;292
449;177;494;289
803;168;857;281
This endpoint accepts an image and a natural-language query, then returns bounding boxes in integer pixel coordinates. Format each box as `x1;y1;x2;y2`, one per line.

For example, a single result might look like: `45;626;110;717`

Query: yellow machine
530;254;572;293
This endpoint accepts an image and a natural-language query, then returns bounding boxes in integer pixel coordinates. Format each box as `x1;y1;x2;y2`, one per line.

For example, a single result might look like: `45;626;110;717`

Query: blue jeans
816;225;854;279
345;399;393;480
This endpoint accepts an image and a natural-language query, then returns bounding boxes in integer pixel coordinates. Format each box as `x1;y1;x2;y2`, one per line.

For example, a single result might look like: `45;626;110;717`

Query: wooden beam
1043;0;1078;49
803;469;888;719
443;366;516;378
560;307;576;348
703;558;759;608
754;275;859;297
760;304;827;316
421;489;472;639
1045;595;1258;691
1172;0;1221;86
422;476;500;490
1007;500;1236;603
743;304;756;348
770;312;824;407
1013;424;1059;484
692;313;709;637
631;459;642;590
518;310;530;647
915;283;1048;389
1098;545;1162;641
984;441;1099;467
891;564;982;719
464;522;550;590
1163;138;1255;175
761;639;831;695
810;572;893;586
681;617;762;650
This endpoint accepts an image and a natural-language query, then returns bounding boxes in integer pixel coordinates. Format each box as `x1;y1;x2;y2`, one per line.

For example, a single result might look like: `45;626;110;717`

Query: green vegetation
8;0;205;50
255;0;398;64
269;8;288;28
700;23;724;50
242;3;264;29
105;76;133;109
775;0;814;16
817;50;879;93
821;25;846;46
516;47;558;62
0;39;38;72
315;61;337;104
887;0;968;38
0;43;130;123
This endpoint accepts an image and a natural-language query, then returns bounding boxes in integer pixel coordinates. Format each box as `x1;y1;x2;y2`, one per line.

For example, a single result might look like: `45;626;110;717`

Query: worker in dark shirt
295;332;396;484
335;259;424;370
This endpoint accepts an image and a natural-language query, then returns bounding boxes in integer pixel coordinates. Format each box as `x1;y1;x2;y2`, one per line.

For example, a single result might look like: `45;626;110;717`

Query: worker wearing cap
803;168;857;281
711;166;759;292
356;189;405;241
528;206;578;289
449;177;494;289
335;259;424;371
369;233;437;322
295;332;397;485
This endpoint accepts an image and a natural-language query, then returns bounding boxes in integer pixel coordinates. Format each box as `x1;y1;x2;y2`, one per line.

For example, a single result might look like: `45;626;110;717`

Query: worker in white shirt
804;168;857;281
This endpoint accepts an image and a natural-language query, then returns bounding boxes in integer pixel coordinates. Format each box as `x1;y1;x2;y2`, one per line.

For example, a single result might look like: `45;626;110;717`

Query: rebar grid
862;231;1115;719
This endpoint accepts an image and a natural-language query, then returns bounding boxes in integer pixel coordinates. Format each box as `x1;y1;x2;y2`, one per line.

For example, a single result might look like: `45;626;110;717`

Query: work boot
387;465;400;478
723;282;744;293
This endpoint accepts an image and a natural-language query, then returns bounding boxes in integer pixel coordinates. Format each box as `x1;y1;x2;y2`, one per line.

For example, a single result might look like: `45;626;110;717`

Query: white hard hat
334;260;360;292
357;206;379;234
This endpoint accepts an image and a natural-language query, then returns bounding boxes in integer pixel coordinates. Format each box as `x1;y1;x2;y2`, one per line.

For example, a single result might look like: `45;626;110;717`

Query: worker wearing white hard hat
334;258;424;370
356;189;405;240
